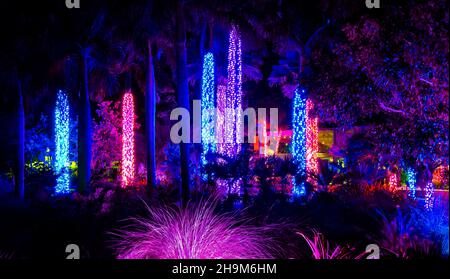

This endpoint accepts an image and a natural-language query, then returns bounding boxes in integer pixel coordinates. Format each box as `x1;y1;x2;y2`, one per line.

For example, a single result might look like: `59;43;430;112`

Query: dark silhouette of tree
78;48;92;193
176;2;191;206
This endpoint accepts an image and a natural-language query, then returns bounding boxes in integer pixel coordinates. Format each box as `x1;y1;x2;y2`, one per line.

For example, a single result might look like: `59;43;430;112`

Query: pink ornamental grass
113;201;279;259
297;230;354;259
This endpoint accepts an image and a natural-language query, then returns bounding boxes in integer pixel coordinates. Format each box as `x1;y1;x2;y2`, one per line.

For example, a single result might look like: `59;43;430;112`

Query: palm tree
114;0;280;204
107;0;172;193
70;9;112;193
176;1;191;206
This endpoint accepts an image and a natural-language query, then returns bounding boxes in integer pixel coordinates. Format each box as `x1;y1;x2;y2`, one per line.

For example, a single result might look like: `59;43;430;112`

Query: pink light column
122;91;135;187
388;172;398;191
306;99;319;184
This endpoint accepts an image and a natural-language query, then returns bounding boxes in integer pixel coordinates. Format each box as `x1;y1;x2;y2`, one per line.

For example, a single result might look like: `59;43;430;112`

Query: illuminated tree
307;0;448;177
292;87;307;196
388;172;398;192
425;181;434;211
201;52;216;168
406;168;416;199
121;92;135;187
55;90;71;194
306;99;318;184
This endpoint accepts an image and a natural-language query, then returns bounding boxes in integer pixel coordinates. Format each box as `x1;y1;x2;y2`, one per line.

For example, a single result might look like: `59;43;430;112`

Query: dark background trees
305;0;448;183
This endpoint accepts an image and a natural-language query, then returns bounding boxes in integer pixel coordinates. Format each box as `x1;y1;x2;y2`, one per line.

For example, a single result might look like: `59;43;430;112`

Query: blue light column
292;86;307;197
55;90;70;194
201;52;216;170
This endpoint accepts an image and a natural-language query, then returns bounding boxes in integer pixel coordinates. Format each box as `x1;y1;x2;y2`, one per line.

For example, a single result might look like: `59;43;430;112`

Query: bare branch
378;101;408;116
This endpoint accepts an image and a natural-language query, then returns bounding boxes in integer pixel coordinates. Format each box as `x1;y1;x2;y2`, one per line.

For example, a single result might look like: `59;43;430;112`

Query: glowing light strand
222;24;242;158
201;52;216;167
216;84;227;154
425;181;434;211
235;25;243;155
55;90;71;194
292;87;307;196
306;99;319;184
406;168;416;199
388;172;398;191
121;92;135;187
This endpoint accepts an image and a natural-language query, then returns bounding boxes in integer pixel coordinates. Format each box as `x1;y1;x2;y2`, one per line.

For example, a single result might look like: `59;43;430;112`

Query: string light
389;172;398;191
122;92;135;187
292;87;307;196
215;25;243;195
406;168;416;199
55;90;70;194
222;24;242;158
235;24;243;156
201;52;216;168
216;84;227;154
425;181;434;211
306;99;318;184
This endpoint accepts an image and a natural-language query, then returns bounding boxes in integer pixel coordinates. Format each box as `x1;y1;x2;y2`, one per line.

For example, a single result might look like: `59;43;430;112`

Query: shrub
376;207;443;258
410;199;449;257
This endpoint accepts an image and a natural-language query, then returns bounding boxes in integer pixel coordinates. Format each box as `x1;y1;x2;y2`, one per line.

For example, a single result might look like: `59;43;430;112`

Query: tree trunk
146;40;157;191
176;2;191;206
78;53;91;193
200;20;213;57
297;46;304;77
16;80;25;200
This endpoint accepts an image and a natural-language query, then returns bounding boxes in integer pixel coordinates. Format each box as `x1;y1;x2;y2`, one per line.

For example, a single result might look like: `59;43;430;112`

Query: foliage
375;207;444;258
432;165;449;189
158;143;181;187
310;159;345;191
91;100;122;183
0;174;14;195
410;199;449;256
24;113;78;194
25;114;53;165
297;230;354;259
